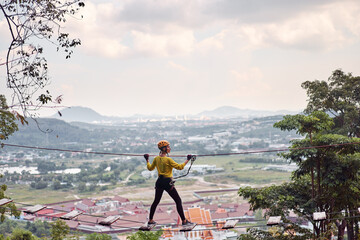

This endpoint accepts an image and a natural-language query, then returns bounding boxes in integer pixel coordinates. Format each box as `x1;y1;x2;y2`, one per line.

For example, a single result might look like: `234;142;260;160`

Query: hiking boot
182;219;194;226
148;220;157;225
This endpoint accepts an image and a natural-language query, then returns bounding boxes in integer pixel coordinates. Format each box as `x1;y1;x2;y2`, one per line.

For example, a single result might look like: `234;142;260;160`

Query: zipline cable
2;141;360;158
2;143;144;157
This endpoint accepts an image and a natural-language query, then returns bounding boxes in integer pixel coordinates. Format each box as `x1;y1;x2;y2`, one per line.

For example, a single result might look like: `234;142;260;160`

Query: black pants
149;176;186;221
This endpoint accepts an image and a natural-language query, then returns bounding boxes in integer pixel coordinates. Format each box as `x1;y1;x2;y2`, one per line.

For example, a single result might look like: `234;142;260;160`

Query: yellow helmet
158;140;170;150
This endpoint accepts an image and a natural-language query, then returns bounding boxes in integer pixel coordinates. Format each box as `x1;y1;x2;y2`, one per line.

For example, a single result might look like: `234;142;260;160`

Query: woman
144;140;194;226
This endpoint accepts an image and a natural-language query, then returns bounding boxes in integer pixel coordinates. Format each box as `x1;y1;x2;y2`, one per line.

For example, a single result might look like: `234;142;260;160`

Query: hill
4;118;116;147
197;106;298;118
51;106;111;123
50;106;299;123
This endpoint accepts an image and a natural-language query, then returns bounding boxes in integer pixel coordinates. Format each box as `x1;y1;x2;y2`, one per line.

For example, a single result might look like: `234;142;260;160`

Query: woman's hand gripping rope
189;155;196;163
173;154;197;180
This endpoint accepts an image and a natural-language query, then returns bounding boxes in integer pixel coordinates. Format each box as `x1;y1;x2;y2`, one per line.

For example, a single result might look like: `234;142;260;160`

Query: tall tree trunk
310;135;315;199
336;219;346;240
311;167;315;198
317;158;321;196
355;218;359;240
347;210;354;240
311;167;315;239
314;223;321;239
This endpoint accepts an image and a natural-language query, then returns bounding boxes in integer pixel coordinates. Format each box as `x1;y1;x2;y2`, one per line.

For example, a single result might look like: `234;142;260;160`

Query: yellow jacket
147;156;186;178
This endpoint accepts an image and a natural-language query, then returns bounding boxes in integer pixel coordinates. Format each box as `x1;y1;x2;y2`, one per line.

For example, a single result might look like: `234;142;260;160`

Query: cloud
0;19;9;39
204;0;339;23
63;2;130;58
116;0;208;28
220;1;360;51
168;61;191;73
226;68;272;97
63;0;360;58
0;50;8;64
197;31;225;53
84;37;129;58
131;27;195;57
60;84;75;96
331;1;360;37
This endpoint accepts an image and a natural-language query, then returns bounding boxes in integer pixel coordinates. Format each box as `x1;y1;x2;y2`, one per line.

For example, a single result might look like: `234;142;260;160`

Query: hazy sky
1;0;360;117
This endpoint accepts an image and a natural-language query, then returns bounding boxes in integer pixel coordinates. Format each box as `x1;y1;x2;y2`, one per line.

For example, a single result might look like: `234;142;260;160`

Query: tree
10;228;38;240
126;230;163;240
301;69;360;137
99;162;108;171
26;220;51;238
285;135;360;239
86;233;112;240
300;69;360;239
1;0;84;117
52;180;61;190
273;111;334;201
240;106;360;239
0;177;20;222
238;226;311;240
239;177;313;240
0;95;19;141
0;1;84;229
0;218;19;235
77;182;86;192
50;219;69;240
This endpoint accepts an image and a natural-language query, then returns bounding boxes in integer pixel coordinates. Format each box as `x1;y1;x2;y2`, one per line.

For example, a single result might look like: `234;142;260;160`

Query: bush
86;233;112;240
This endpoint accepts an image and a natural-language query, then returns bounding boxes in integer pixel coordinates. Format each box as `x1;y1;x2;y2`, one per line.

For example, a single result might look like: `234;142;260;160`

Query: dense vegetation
0;158;143;193
239;69;360;240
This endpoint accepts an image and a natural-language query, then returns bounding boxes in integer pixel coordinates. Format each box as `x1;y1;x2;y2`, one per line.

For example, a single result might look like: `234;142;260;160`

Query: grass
186;154;278;171
204;169;291;185
6;185;78;205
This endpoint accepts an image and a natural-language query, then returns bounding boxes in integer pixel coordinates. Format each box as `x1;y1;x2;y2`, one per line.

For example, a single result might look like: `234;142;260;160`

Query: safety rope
173;155;196;180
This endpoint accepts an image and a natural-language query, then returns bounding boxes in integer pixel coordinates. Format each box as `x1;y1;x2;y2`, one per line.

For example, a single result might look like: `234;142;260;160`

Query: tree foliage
0;95;19;141
238;226;312;240
0;175;20;222
85;233;112;240
0;2;84;237
273;111;334;141
0;0;84;116
50;219;69;240
239;69;360;240
9;228;38;240
302;69;360;137
126;230;163;240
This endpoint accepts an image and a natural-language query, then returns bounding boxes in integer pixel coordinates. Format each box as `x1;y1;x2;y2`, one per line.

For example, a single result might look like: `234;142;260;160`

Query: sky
1;0;360;117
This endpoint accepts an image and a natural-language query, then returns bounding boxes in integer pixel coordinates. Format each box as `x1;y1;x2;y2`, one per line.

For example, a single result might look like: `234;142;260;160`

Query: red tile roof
65;220;79;229
113;195;130;203
76;215;101;226
80;199;95;207
202;204;218;211
211;212;228;220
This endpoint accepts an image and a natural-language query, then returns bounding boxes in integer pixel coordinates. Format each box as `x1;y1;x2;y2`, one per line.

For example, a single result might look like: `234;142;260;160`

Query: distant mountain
5;118;93;146
52;106;167;123
52;106;112;123
197;106;299;118
50;106;299;123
